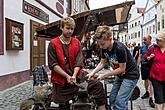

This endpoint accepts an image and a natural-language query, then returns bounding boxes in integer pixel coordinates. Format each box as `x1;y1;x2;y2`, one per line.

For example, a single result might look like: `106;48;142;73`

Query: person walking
87;25;139;110
144;32;165;110
132;42;140;65
48;17;106;110
140;35;155;108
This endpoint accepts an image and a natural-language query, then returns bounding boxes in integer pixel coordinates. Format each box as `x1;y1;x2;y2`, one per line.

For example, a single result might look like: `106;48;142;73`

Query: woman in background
145;32;165;110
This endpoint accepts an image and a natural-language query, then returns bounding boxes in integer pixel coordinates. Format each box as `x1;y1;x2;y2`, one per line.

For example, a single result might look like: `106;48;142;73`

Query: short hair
60;17;75;29
148;35;152;40
94;25;112;40
144;35;152;41
132;42;136;45
145;35;152;40
157;32;165;40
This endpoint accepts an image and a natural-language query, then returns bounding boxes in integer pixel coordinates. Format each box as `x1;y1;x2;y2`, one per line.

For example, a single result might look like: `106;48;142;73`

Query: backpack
32;65;48;86
130;86;140;101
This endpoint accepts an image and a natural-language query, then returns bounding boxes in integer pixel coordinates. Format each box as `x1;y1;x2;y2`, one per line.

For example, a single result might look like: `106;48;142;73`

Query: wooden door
30;20;45;71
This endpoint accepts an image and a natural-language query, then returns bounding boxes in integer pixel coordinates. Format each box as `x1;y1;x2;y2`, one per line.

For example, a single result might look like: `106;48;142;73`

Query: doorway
30;20;46;71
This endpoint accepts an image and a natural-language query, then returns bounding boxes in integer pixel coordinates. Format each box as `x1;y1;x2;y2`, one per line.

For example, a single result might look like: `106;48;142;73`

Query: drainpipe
141;13;144;45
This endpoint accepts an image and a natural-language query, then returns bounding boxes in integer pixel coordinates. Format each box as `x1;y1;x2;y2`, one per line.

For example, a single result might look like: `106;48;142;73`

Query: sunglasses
156;38;163;42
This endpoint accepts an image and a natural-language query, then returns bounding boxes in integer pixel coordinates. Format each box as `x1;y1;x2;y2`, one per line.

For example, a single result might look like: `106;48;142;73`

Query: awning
36;1;134;38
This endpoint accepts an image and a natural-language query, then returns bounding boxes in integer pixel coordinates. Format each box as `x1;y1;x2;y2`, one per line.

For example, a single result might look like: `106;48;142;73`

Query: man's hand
86;73;94;80
66;75;74;85
71;75;76;84
120;72;126;76
86;73;100;80
97;74;107;80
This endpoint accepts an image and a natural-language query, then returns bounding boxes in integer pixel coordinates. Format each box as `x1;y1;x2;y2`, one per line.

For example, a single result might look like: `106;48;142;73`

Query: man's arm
71;67;81;83
105;63;126;77
73;67;80;76
48;42;72;82
97;47;127;80
89;58;107;77
137;54;141;65
53;65;70;79
134;50;138;59
72;42;84;82
97;62;126;80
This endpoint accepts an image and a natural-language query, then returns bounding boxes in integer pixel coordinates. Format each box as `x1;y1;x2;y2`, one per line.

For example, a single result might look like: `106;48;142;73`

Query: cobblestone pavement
0;75;164;110
0;80;33;110
105;78;155;110
128;79;155;110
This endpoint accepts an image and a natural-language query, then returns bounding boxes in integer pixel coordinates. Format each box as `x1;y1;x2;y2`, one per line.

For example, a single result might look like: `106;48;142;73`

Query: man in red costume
48;17;106;110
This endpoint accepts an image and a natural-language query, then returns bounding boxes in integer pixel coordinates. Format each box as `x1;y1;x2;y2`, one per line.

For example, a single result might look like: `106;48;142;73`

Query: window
74;0;78;12
162;15;164;29
125;35;127;41
158;21;160;31
149;26;151;34
138;31;140;38
138;21;140;25
79;1;84;12
160;5;162;10
153;25;155;33
135;32;137;38
76;0;79;12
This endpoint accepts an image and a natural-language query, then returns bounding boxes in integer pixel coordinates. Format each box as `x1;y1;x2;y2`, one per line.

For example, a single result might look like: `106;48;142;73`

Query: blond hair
157;32;165;40
60;17;75;29
94;25;112;40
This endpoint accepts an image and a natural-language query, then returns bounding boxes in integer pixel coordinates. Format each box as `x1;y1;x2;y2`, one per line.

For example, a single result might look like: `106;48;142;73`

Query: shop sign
23;0;49;23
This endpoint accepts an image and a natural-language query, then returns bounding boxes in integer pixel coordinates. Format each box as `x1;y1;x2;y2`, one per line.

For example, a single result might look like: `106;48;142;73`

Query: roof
36;1;135;38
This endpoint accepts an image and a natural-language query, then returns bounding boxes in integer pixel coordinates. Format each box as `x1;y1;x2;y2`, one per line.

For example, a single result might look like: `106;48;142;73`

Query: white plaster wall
36;0;68;17
128;26;142;45
143;8;156;25
0;0;67;76
142;21;156;43
143;7;157;43
128;8;143;45
142;0;157;43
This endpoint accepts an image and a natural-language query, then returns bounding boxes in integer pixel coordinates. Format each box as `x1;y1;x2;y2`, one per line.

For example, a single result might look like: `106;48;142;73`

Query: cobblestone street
0;76;164;110
0;80;33;110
